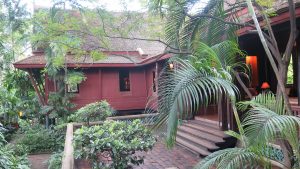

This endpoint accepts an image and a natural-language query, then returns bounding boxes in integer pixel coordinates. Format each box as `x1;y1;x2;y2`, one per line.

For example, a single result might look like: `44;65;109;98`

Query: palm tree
147;40;246;146
196;92;300;169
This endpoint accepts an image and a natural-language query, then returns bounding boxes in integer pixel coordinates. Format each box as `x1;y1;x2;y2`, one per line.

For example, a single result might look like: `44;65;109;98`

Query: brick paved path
134;142;200;169
28;154;51;169
30;142;200;169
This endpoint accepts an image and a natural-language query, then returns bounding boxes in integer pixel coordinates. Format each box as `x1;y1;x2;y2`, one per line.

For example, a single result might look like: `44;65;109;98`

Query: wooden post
28;69;49;128
28;69;46;106
298;57;300;106
297;39;300;106
221;94;228;130
61;123;74;169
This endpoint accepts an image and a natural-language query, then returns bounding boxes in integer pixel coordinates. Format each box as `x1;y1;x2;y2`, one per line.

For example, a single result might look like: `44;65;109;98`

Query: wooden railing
61;113;158;169
61;123;74;169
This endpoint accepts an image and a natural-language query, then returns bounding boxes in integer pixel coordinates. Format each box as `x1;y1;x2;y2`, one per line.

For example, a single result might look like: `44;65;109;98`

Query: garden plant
73;120;156;169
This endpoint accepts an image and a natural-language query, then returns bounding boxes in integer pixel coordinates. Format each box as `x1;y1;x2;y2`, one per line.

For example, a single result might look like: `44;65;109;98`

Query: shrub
73;120;156;169
68;100;113;125
0;131;6;146
48;151;63;169
0;131;30;169
0;146;30;169
14;126;65;155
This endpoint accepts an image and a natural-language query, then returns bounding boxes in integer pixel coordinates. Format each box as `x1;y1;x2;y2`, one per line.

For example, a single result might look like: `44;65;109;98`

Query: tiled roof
14;49;169;68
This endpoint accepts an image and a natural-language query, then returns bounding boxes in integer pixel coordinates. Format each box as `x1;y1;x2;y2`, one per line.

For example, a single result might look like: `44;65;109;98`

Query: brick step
178;125;225;143
176;137;211;157
177;131;219;151
183;123;228;138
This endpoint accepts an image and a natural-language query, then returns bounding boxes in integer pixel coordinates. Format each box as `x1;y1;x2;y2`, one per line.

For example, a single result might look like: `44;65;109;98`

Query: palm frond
195;148;268;169
242;106;300;154
238;92;286;115
152;57;238;146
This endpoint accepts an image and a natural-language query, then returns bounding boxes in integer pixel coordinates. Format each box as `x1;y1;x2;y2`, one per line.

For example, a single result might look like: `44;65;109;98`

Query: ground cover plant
73;120;156;169
13;120;65;155
0;131;30;169
48;151;63;169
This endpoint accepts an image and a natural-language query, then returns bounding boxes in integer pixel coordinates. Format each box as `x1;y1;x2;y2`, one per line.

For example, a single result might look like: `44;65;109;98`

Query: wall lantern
246;56;258;87
261;82;270;89
169;62;174;70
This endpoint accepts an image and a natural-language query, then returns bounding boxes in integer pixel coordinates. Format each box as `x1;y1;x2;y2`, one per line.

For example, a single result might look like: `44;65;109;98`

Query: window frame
66;83;79;93
119;69;131;92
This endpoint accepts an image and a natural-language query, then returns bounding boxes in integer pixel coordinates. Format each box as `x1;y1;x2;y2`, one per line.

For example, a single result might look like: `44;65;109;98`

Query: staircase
176;117;236;157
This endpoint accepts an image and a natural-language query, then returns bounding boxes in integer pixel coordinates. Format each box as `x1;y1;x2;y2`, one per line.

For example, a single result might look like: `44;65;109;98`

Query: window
152;71;156;92
67;84;79;93
119;70;130;91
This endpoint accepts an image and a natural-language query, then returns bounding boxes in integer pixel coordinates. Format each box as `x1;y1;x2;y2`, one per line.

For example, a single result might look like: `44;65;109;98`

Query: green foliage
90;51;106;61
0;131;6;146
0;131;30;169
65;71;86;85
48;151;63;169
147;41;243;147
68;100;113;125
42;87;76;120
0;70;40;124
0;146;30;169
73;120;156;169
287;57;294;84
197;92;300;168
14;125;65;155
0;0;30;71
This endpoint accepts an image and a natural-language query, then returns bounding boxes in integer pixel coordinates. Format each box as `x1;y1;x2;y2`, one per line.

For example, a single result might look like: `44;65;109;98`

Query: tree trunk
245;0;292;113
276;62;288;98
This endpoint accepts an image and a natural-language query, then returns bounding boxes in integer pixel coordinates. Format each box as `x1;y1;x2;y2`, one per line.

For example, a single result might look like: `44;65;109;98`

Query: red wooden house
14;39;169;113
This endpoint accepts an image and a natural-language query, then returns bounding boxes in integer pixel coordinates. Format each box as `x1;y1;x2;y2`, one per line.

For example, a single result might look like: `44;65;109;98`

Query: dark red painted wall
46;63;162;111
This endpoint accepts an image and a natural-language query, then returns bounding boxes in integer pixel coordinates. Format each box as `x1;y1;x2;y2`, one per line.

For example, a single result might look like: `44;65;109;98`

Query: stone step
183;123;228;138
176;137;211;157
177;131;219;151
178;125;225;143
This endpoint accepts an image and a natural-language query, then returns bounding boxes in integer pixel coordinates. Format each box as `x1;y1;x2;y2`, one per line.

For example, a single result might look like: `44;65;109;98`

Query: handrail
107;113;158;120
61;123;74;169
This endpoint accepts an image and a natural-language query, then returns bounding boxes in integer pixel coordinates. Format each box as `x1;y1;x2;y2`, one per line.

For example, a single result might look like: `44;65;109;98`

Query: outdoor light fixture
169;63;174;69
246;56;258;87
261;82;270;89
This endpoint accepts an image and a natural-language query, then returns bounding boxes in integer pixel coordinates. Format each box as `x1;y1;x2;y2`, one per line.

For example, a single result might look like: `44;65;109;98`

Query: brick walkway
134;142;200;169
29;142;200;169
28;154;51;169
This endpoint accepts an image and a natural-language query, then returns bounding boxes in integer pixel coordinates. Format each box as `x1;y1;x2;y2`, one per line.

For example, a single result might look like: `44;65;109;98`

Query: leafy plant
68;100;113;125
196;92;300;168
0;146;30;169
73;120;156;169
0;131;30;169
48;151;63;169
65;71;86;85
0;131;6;146
147;40;244;146
14;125;65;155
